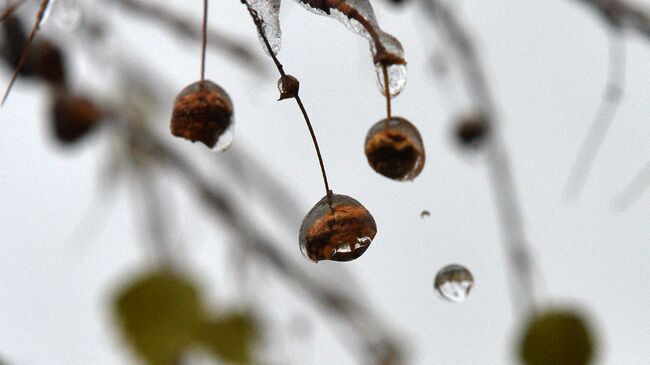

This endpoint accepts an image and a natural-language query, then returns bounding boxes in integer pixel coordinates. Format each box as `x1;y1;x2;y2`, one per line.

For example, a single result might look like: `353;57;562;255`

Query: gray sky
2;0;650;364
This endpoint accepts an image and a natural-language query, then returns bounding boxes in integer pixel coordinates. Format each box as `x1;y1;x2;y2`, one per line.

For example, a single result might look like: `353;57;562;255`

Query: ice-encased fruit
299;194;377;262
170;80;234;151
365;117;425;181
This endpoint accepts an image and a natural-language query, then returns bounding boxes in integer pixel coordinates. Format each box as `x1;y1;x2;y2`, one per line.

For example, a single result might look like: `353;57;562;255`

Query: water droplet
51;91;103;144
299;194;377;262
277;74;299;100
434;264;474;302
365;117;425;181
420;210;430;218
170;80;234;152
375;63;407;98
249;0;282;55
49;0;83;31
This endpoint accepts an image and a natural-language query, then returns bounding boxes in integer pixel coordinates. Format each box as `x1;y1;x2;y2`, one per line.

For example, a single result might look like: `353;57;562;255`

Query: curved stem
243;1;333;205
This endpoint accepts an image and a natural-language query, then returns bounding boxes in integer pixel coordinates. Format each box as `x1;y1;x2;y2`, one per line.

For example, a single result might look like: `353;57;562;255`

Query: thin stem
2;0;50;106
0;0;26;21
200;0;208;82
613;160;650;210
242;1;332;204
564;29;626;200
382;64;392;119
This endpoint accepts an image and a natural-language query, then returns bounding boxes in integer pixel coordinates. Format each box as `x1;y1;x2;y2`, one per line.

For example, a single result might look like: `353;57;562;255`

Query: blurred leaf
113;270;204;365
520;308;595;365
199;312;257;364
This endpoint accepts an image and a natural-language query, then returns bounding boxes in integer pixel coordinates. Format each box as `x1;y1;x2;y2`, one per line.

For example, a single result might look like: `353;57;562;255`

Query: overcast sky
2;0;650;364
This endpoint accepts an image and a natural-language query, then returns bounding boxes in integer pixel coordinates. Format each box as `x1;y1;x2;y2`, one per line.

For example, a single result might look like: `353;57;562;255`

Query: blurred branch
575;0;650;38
112;118;400;364
108;0;267;74
0;0;25;21
564;30;626;199
422;0;538;313
613;160;650;210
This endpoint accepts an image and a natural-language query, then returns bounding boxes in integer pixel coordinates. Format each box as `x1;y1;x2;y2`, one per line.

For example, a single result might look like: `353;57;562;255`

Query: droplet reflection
434;264;474;302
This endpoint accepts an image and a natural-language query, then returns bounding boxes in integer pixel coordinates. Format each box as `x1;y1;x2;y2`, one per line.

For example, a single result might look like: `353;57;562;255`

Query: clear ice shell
47;0;83;31
299;194;377;262
249;0;282;55
172;80;234;152
434;264;474;302
294;0;407;97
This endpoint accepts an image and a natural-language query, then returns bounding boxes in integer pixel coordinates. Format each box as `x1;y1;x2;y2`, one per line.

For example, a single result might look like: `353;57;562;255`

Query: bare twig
564;29;626;199
108;0;266;74
574;0;650;40
422;0;538;312
613;160;650;210
0;0;26;21
1;0;50;105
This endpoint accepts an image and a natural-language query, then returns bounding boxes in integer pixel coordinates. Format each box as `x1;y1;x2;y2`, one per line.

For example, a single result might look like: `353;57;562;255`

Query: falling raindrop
434;264;474;302
420;210;430;218
170;80;234;152
365;117;425;181
299;194;377;262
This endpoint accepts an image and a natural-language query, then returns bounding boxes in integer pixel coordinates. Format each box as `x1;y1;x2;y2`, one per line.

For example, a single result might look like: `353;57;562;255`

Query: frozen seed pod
520;309;595;365
299;194;377;263
277;74;299;100
170;80;234;151
455;113;489;149
365;117;425;181
434;264;474;302
51;92;103;144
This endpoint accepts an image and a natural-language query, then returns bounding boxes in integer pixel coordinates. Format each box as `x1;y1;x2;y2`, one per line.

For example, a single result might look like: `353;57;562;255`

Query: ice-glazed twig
1;0;50;105
422;0;538;313
242;0;333;205
108;0;266;73
564;29;626;200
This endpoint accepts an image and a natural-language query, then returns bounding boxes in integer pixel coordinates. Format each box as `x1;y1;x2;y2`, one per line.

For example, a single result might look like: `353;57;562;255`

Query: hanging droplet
375;63;407;98
365;117;425;181
520;309;595;365
455;113;490;149
51;91;103;144
277;74;299;100
420;210;430;218
434;264;474;302
299;194;377;263
170;80;234;152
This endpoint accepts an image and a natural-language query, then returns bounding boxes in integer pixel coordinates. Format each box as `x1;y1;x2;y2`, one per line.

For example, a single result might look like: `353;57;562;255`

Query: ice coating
365;117;425;181
299;194;377;262
249;0;282;55
295;0;407;96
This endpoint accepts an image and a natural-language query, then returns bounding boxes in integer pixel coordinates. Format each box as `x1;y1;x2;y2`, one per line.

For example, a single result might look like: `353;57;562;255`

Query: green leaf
519;308;596;365
113;270;204;365
199;312;257;364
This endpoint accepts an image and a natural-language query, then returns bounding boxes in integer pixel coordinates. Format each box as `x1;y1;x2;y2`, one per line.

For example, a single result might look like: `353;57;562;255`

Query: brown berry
299;194;377;262
170;80;234;150
51;92;103;144
455;114;489;149
277;74;299;100
365;117;425;181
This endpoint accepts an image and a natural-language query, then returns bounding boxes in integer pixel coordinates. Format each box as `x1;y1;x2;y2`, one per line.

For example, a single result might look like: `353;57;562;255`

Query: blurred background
2;0;650;364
